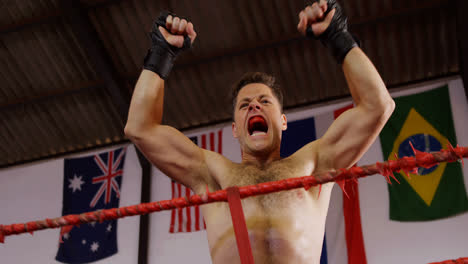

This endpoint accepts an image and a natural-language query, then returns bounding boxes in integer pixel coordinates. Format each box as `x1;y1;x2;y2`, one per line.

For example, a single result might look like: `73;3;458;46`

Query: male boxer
125;1;394;263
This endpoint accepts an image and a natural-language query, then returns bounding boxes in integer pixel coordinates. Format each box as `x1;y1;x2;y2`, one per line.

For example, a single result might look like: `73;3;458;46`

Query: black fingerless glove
306;0;359;64
143;11;191;79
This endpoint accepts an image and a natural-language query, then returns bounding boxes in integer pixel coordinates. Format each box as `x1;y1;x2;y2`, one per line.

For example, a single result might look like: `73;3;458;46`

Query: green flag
380;86;468;221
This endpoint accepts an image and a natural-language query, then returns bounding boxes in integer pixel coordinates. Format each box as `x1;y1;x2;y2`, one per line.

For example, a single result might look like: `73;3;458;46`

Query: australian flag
56;147;126;263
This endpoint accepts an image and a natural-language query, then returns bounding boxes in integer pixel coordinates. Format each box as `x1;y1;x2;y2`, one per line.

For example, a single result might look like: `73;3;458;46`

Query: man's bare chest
203;158;332;262
216;159;318;210
223;159;305;187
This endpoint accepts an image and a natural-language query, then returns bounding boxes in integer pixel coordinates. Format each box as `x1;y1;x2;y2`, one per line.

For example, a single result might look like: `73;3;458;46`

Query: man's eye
240;104;248;109
262;100;270;104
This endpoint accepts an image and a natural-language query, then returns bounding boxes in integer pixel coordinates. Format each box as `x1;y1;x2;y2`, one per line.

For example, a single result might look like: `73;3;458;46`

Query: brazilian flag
380;86;468;221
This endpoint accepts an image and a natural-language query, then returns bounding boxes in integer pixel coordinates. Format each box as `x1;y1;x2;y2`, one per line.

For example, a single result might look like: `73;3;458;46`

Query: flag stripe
90;183;106;208
194;203;201;231
168;130;223;233
218;130;223;154
202;134;207;150
170;181;176;233
178;184;183;232
112;149;125;171
210;132;215;152
111;179;120;198
186;188;192;232
195;205;201;231
106;152;112;203
94;155;107;174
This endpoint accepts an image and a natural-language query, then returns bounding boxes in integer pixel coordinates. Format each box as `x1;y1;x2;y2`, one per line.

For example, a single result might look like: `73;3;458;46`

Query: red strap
227;187;254;264
334;105;367;264
0;225;4;243
343;179;367;264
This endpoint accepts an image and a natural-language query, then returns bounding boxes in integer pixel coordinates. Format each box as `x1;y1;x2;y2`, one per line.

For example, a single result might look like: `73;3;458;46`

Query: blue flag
280;117;328;264
280;116;316;157
56;147;126;263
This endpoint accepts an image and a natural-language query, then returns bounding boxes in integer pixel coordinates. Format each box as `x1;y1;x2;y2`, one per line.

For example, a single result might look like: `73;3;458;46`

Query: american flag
169;130;223;233
56;147;126;263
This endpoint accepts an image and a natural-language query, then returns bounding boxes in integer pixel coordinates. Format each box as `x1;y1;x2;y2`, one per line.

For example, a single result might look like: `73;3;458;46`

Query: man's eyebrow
238;94;272;104
258;94;272;99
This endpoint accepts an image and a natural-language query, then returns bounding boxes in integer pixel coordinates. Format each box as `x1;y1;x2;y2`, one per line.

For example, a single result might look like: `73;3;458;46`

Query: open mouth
248;116;268;136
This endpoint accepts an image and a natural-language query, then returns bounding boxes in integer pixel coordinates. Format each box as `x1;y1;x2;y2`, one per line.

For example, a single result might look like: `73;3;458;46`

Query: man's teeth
251;131;267;136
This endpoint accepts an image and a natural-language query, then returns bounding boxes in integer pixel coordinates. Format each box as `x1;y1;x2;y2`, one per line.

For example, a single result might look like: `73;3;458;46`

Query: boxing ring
1;144;468;264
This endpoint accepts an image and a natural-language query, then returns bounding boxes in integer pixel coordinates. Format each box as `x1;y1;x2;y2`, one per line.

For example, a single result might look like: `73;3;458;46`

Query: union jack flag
169;130;223;233
90;150;125;207
56;147;126;263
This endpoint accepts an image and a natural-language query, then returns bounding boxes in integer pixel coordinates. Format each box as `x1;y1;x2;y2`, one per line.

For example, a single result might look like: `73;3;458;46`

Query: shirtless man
125;0;395;263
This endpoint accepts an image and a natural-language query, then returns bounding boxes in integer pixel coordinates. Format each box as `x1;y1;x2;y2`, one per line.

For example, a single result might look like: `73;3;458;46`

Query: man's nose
248;101;261;111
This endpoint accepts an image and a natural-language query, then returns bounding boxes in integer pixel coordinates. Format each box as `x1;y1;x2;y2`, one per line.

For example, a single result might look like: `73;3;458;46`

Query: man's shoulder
200;150;238;188
202;149;236;167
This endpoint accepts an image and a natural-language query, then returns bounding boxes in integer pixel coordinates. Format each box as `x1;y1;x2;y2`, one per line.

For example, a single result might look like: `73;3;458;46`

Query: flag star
82;239;87;245
106;224;112;232
63;233;70;240
89;221;96;227
90;241;99;252
68;174;85;192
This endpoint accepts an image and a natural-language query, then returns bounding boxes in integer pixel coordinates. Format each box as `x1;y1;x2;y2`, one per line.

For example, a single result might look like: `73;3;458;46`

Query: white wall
0;144;141;264
1;77;467;264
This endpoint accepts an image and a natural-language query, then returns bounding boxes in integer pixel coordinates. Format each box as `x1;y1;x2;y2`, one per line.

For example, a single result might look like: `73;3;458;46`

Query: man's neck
241;149;282;167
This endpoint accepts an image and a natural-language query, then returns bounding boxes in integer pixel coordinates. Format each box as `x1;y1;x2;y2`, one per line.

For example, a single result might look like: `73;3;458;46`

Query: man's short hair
230;72;284;117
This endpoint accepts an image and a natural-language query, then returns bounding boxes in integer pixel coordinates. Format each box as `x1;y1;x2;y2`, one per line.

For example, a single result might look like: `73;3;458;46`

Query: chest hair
222;159;311;210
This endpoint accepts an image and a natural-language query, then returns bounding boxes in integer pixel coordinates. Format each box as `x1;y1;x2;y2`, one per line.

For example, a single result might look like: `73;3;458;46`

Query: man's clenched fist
159;14;197;48
297;0;335;37
143;11;196;79
297;0;358;64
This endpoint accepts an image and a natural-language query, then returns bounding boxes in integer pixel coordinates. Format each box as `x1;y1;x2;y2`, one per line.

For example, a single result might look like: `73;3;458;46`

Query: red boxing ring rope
429;257;468;264
1;144;468;244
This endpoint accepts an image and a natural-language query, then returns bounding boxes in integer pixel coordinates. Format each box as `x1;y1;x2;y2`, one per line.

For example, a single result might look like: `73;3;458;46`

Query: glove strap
143;45;176;80
321;30;358;64
142;11;192;79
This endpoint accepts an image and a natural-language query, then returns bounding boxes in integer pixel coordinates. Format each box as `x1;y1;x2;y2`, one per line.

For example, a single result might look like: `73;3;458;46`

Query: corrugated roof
0;0;461;168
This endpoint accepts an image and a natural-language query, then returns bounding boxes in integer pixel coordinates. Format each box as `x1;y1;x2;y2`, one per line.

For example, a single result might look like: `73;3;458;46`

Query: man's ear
232;122;238;138
281;114;287;131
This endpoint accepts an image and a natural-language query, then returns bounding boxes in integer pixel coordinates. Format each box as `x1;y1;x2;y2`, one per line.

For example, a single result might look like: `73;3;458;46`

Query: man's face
232;83;287;155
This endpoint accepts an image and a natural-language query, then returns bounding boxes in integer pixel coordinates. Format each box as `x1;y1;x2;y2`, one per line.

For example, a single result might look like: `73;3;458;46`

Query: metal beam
173;0;450;70
0;2;122;35
59;0;130;124
81;0;125;9
0;11;62;35
0;80;103;111
136;150;151;264
456;0;468;101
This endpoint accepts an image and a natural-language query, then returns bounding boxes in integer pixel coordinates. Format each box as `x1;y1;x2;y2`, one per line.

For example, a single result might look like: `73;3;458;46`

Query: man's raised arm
297;0;395;171
124;12;217;190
